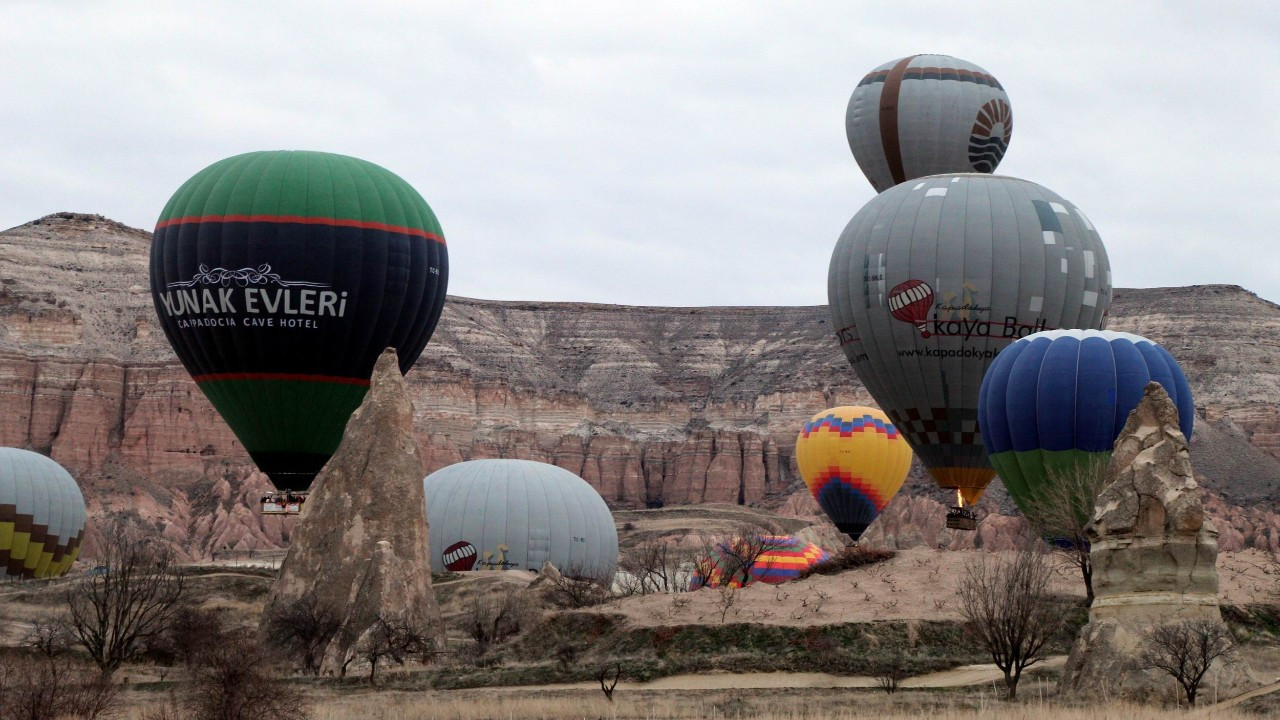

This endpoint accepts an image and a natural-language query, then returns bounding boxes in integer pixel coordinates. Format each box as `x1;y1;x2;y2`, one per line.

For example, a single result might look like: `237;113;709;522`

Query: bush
799;547;896;577
0;657;120;719
184;631;307;720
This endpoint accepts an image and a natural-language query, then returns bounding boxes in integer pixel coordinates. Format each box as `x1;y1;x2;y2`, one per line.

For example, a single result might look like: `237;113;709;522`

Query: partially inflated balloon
150;151;448;491
795;407;912;541
978;330;1193;516
847;54;1012;193
828;174;1112;509
0;448;86;579
689;535;828;589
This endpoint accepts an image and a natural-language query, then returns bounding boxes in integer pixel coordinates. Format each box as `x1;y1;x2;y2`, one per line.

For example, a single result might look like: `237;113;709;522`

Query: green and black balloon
149;151;448;491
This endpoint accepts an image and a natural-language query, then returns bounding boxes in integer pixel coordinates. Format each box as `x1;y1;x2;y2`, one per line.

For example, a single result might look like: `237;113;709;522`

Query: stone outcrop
1059;383;1254;703
2;213;1280;557
261;349;443;673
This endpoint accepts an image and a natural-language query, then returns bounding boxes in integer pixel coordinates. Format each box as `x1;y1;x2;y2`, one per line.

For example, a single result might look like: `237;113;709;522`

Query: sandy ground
609;548;1280;627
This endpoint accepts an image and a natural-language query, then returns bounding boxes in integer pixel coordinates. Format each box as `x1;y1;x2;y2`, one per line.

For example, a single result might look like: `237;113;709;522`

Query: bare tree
958;545;1065;700
714;586;740;624
0;657;120;720
22;617;74;659
543;567;610;608
65;524;186;675
1139;620;1234;706
874;653;910;694
184;632;308;720
619;535;693;594
595;663;622;702
1019;455;1109;604
357;614;438;685
694;523;789;589
464;586;530;654
263;594;342;676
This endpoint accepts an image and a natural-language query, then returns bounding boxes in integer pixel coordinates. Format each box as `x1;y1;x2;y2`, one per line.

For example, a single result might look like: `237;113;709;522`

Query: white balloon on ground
422;459;618;581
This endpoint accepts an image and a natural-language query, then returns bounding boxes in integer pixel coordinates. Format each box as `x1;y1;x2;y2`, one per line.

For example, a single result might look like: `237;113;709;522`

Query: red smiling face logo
442;541;477;571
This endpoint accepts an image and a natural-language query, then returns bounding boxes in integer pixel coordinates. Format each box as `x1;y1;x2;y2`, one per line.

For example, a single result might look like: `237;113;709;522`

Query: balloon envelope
690;535;828;589
423;459;618;582
149;151;448;491
0;448;86;579
847;54;1012;193
978;330;1194;516
795;406;912;540
828;174;1112;505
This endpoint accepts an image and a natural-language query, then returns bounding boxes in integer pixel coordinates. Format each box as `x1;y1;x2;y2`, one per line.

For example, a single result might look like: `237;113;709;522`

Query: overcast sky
3;2;1277;306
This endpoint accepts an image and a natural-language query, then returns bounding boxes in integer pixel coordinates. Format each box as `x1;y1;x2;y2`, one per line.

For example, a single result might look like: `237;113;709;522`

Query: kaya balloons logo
154;263;349;330
877;277;1050;346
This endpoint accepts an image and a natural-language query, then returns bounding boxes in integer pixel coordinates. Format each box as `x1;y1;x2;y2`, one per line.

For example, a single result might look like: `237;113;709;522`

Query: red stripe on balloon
194;372;371;386
156;214;446;244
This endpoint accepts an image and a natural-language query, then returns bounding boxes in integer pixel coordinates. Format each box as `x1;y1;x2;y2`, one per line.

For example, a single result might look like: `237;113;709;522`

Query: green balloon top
155;150;443;240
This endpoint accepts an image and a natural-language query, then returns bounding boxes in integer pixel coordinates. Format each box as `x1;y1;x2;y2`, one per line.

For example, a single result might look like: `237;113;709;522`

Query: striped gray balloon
828;174;1111;506
1;448;87;579
423;459;618;581
847;54;1012;193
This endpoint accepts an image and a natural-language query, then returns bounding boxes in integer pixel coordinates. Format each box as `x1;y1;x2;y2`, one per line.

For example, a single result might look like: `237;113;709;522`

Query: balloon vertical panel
150;151;448;491
828;174;1112;504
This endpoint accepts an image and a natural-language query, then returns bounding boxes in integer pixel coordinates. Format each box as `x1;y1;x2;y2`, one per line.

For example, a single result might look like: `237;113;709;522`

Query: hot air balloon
0;448;86;579
828;174;1112;528
847;54;1012;193
795;406;912;542
978;330;1194;520
149;151;448;510
689;535;828;589
423;460;618;582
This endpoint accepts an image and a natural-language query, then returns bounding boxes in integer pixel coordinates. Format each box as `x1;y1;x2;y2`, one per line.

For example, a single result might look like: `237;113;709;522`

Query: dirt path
491;656;1068;692
1203;678;1280;711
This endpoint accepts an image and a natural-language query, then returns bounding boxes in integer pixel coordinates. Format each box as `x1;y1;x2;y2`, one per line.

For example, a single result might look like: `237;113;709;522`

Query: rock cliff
2;213;1279;557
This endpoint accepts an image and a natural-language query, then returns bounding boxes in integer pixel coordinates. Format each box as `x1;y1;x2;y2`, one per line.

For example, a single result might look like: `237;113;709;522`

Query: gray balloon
0;448;87;579
423;459;618;581
848;54;1012;193
828;174;1111;505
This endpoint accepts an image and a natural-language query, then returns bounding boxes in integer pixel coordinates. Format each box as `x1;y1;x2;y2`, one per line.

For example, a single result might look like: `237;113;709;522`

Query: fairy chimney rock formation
261;348;443;672
1059;382;1253;701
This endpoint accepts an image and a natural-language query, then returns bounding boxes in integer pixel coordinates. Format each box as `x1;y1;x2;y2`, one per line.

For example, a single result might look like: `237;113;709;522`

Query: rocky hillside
2;213;1279;558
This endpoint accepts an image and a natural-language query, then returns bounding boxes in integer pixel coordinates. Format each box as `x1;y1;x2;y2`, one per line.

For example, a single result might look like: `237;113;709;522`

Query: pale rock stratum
2;213;1279;557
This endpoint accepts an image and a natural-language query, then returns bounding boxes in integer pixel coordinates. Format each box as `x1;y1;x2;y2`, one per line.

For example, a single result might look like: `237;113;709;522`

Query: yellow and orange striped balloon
795;406;912;541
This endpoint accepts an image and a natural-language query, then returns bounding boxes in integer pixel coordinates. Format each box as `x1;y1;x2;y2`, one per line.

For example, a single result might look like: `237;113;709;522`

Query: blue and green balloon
977;329;1193;516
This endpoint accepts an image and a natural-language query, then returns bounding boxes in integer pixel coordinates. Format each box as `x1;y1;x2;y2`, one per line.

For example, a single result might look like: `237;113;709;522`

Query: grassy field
115;687;1260;720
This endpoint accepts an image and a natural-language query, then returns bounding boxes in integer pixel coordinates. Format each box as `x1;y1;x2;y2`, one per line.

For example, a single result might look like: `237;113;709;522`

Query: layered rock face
262;350;443;671
2;213;1280;557
1060;383;1252;702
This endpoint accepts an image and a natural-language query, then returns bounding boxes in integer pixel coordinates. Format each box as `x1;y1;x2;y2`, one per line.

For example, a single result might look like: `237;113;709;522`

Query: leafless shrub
146;604;227;669
357;614;438;685
0;656;120;720
465;586;531;653
619;535;694;595
1139;620;1234;706
595;662;622;702
958;545;1065;700
1019;455;1110;604
714;586;740;623
65;522;185;674
184;631;308;720
264;594;342;676
874;654;910;694
543;569;610;608
22;617;74;659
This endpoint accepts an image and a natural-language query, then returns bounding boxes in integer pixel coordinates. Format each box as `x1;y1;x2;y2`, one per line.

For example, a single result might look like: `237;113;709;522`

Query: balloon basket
946;506;977;531
261;492;307;515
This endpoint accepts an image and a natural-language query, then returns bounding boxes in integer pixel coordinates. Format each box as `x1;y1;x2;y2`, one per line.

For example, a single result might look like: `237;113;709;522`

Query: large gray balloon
423;459;618;581
0;448;87;579
848;54;1012;193
828;174;1111;505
